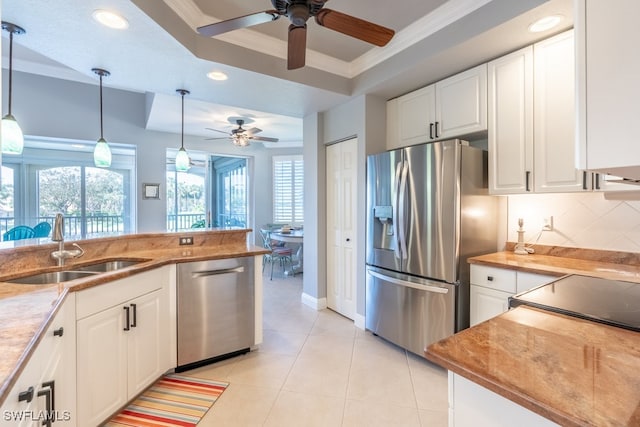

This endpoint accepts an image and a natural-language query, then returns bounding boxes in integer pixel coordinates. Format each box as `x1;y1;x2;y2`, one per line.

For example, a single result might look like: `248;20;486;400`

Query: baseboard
301;292;327;310
354;313;365;330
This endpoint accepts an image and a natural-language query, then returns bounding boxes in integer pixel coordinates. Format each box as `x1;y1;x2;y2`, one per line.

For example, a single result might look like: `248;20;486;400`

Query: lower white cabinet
470;264;557;326
76;267;171;427
0;294;76;427
449;372;558;426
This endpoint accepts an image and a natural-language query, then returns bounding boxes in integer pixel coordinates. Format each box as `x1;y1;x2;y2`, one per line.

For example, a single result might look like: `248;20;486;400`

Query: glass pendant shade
175;147;190;172
94;137;112;168
1;114;24;154
174;89;191;172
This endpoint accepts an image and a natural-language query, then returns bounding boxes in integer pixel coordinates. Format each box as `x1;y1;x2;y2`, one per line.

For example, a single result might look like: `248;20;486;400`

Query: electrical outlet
179;236;194;245
542;216;554;231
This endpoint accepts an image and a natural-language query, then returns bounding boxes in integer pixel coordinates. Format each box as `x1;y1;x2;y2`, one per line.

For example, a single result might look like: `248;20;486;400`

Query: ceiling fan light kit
175;89;191;172
1;21;26;155
92;68;112;167
197;0;395;70
205;118;279;147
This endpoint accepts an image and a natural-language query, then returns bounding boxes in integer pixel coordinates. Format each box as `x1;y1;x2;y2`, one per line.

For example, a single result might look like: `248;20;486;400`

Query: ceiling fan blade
246;127;262;135
197;10;282;37
315;9;394;47
205;137;231;140
288;24;307;70
250;136;279;142
205;127;230;135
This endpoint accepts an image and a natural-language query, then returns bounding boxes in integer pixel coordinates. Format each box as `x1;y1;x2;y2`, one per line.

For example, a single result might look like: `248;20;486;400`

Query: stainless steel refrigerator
365;139;500;356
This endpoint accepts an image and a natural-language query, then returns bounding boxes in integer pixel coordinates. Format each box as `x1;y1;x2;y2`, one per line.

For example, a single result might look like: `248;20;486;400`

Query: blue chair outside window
33;222;52;238
3;225;36;241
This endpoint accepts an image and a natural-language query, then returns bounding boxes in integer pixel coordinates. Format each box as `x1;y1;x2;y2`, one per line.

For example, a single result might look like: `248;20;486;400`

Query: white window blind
273;155;304;223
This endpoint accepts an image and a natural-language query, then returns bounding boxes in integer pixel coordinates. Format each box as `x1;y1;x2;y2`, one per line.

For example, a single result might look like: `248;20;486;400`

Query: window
166;149;207;231
214;157;247;228
273;155;303;224
0;138;135;239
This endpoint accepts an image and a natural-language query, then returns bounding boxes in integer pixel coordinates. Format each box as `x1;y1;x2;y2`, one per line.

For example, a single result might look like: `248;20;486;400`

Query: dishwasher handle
368;269;449;294
191;266;245;278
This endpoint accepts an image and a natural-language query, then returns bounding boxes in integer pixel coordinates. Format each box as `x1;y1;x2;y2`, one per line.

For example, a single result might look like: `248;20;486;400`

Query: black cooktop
509;274;640;332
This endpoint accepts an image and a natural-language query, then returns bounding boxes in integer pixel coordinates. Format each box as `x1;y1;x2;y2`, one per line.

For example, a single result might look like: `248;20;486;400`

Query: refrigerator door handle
393;160;403;260
368;269;449;294
398;160;409;259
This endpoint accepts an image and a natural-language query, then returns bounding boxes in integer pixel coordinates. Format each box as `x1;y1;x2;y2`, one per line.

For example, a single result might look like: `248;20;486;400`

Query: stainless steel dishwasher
176;256;255;371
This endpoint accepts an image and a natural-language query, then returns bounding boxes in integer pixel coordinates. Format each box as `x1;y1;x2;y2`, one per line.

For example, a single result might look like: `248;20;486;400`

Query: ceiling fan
206;119;279;147
197;0;395;70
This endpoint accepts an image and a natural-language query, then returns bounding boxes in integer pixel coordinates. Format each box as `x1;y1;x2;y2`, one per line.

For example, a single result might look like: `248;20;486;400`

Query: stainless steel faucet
51;213;84;266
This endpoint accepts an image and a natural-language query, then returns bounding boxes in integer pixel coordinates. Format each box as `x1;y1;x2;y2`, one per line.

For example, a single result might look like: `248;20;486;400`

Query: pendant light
175;89;191;172
1;22;26;155
92;68;112;167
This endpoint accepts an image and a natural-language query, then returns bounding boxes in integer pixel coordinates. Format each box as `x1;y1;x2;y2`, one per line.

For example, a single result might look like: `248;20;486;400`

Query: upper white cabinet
576;0;640;181
489;30;581;194
387;64;487;149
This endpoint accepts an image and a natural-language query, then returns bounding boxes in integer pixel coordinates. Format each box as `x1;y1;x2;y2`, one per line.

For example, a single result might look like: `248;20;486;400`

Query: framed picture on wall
143;183;160;199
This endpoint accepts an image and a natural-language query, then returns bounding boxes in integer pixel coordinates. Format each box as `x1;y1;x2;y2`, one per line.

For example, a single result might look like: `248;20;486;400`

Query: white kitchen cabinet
76;267;171;427
386;85;435;149
470;264;559;326
470;286;512;327
387;64;487;150
0;294;76;427
576;0;640;181
449;372;558;426
489;30;582;194
435;64;487;140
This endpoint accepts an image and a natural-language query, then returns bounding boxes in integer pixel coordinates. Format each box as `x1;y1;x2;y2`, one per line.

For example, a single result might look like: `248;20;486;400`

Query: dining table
269;229;303;276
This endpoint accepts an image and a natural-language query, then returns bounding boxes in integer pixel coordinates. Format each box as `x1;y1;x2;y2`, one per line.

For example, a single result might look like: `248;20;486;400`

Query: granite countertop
468;248;640;283
426;306;640;427
0;229;269;406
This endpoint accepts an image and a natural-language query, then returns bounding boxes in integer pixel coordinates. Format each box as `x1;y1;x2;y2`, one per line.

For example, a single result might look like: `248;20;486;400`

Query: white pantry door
326;138;357;319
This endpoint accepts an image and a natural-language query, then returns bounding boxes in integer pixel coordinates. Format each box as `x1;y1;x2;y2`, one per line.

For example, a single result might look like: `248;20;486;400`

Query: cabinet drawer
470;265;517;293
516;271;559;293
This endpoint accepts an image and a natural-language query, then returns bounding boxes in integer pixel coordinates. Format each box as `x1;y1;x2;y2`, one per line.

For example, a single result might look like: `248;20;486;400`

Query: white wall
3;71;301;240
508;192;640;252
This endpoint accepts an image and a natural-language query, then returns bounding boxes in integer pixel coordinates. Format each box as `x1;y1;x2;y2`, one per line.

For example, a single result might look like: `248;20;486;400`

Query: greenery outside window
0;137;136;239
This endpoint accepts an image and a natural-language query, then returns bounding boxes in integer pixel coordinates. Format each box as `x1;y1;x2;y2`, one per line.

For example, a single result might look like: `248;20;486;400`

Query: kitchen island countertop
426;305;640;426
0;229;268;406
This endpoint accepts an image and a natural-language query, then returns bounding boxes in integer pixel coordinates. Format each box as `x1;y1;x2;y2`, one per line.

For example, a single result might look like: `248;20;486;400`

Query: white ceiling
0;0;573;147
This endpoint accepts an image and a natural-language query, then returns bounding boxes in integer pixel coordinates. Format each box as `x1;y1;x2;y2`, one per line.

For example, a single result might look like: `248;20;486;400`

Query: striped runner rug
105;373;229;426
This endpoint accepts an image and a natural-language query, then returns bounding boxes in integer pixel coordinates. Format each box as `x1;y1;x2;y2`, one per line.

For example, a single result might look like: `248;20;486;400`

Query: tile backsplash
507;192;640;253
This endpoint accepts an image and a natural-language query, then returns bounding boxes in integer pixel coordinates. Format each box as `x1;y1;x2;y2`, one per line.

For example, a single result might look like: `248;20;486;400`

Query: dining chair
259;229;293;280
33;222;52;238
3;225;36;241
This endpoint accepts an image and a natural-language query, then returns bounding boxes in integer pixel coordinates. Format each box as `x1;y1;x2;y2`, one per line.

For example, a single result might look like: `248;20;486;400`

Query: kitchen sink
72;259;147;273
7;270;99;285
5;259;148;285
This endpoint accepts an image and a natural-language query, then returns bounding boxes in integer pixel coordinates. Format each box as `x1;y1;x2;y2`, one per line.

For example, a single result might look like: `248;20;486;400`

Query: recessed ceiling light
92;9;129;30
528;15;563;33
207;71;228;81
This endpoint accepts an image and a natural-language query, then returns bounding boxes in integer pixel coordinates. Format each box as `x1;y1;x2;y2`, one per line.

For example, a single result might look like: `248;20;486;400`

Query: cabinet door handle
346;238;350;242
525;171;531;192
429;123;434;139
435;121;440;138
18;386;34;403
130;303;137;328
42;380;55;417
487;276;494;282
123;306;130;331
53;327;64;337
37;383;53;427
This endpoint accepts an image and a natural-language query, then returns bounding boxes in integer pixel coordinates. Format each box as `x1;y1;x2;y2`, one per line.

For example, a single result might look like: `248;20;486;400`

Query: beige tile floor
185;271;449;426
